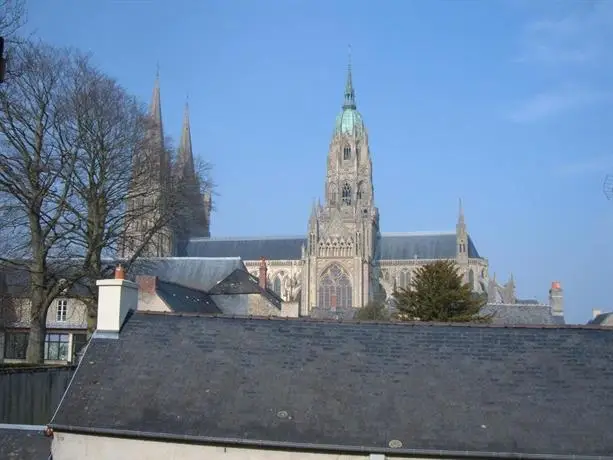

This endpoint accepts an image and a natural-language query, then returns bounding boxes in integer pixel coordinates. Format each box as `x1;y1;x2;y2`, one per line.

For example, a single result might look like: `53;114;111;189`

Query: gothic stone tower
120;73;174;259
174;102;212;256
301;62;380;317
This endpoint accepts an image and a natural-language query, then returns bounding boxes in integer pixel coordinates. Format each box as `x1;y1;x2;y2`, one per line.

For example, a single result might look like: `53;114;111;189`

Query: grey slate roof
0;426;50;459
482;303;565;325
589;312;613;326
129;257;246;292
155;280;221;314
187;232;481;261
51;313;613;458
209;269;282;309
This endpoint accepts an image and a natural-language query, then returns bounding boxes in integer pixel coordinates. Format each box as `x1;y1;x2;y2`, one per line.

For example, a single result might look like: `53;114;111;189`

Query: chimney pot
551;281;561;290
115;264;125;280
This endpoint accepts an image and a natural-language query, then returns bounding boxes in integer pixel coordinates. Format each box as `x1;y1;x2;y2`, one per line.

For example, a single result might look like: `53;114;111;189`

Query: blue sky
24;0;613;323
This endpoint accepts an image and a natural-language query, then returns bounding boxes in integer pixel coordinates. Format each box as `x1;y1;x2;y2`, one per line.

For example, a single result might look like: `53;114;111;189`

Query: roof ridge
189;235;307;242
133;311;599;330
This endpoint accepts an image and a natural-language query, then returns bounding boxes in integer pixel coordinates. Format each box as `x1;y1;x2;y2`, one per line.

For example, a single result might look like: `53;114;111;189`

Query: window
398;271;411;290
273;276;282;296
329;186;337;206
318;264;352;311
56;299;67;322
468;269;475;290
342;183;351;205
343;145;351;160
72;333;88;360
44;333;69;361
4;332;28;359
357;181;364;201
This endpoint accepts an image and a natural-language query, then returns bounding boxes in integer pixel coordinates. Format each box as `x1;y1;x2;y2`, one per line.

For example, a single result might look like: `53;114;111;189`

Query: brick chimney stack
259;257;268;289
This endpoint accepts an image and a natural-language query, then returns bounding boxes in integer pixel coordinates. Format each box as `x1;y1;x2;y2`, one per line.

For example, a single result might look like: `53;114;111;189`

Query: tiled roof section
52;314;613;458
0;426;50;460
380;232;481;260
187;232;482;261
589;312;613;326
156;280;221;314
186;236;306;260
129;257;245;292
483;303;564;325
209;269;282;309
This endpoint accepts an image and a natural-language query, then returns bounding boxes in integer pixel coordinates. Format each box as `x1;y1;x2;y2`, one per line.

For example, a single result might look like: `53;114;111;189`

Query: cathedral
121;64;563;322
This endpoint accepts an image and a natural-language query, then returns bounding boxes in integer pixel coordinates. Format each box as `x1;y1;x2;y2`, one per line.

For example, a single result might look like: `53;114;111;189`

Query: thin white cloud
553;155;613;178
509;86;613;123
515;1;613;66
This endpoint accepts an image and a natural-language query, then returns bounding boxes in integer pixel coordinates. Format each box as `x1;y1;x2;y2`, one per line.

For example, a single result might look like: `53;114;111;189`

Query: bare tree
0;0;26;39
0;41;80;363
59;58;215;334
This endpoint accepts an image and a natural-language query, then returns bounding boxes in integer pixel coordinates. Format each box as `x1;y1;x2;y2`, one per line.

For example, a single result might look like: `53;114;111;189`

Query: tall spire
343;45;356;110
458;198;465;226
149;69;164;149
178;100;194;177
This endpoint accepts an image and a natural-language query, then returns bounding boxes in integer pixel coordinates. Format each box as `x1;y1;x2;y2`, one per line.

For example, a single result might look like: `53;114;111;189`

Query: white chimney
95;265;138;334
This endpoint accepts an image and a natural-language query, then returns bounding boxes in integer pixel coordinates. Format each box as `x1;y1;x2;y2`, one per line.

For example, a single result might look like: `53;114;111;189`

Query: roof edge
0;424;46;431
128;311;602;330
47;424;613;460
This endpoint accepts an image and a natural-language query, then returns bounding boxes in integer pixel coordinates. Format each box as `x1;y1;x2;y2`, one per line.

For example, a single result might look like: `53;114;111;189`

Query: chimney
258;257;268;289
548;280;564;318
95;264;138;335
592;309;602;319
136;275;158;295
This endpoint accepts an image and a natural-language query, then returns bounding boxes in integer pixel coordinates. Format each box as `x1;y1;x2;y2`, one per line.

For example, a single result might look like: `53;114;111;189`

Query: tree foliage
392;260;491;323
354;301;390;321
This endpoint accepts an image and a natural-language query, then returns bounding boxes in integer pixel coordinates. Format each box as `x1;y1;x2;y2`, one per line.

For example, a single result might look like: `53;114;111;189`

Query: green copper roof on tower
335;48;365;135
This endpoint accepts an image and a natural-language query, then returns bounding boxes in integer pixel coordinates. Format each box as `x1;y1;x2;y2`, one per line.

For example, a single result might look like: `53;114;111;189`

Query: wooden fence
0;365;75;424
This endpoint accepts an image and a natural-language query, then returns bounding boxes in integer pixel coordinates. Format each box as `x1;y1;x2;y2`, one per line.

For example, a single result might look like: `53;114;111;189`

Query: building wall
52;432;430;460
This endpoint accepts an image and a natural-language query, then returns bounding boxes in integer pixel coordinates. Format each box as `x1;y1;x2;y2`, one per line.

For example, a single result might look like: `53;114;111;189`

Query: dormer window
343;145;351;160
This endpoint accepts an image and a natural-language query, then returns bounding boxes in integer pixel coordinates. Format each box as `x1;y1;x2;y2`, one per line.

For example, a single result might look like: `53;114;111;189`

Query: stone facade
132;64;562;322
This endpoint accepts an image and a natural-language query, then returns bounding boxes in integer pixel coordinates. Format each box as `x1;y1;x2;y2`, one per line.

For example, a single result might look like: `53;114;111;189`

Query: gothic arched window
273;276;282;295
318;264;352;311
357;181;364;201
468;269;475;291
398;270;410;290
329;185;337;206
343;145;351;160
342;183;351;205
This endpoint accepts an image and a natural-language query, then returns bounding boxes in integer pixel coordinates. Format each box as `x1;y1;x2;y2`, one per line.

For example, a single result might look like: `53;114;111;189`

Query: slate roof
51;313;613;458
482;303;565;325
129;257;245;292
187;232;482;261
589;312;613;326
209;269;282;309
155;280;221;314
0;425;50;460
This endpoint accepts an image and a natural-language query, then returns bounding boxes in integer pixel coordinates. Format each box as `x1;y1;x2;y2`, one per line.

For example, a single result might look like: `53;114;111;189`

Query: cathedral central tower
301;61;380;317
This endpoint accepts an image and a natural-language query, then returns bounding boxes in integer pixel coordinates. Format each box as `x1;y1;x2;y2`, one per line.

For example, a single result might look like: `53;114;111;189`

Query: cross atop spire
343;45;356;110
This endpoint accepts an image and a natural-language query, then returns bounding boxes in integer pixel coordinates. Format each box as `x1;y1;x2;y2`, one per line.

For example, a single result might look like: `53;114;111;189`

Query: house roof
589;312;613;326
51;313;613;459
483;303;565;325
155;280;221;314
208;269;282;309
186;232;482;261
129;257;245;292
0;425;50;460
